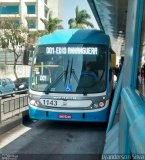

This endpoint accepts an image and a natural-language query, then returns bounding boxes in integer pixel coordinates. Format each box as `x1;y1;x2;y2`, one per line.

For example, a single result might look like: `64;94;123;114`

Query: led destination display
46;47;98;55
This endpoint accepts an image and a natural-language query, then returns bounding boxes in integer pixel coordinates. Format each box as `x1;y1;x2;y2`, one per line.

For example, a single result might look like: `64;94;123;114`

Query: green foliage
40;11;63;34
68;6;94;29
0;20;28;79
0;37;8;48
0;63;6;71
0;20;28;50
28;30;47;39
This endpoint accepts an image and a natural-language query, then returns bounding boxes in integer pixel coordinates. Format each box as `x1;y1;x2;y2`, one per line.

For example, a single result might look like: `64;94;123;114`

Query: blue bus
29;29;115;122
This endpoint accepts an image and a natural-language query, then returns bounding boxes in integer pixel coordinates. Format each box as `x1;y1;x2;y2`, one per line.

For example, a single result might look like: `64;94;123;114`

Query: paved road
0;120;107;160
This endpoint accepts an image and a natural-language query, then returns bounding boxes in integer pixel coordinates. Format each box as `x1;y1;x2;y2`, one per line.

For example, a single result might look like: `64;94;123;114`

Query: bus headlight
30;99;40;107
98;101;105;108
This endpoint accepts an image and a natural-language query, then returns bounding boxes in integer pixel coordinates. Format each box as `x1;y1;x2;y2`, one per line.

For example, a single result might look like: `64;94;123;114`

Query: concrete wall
0;65;30;80
48;0;63;19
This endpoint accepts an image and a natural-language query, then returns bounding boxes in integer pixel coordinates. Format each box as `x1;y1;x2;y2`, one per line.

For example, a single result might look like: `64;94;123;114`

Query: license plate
58;114;72;119
40;99;59;107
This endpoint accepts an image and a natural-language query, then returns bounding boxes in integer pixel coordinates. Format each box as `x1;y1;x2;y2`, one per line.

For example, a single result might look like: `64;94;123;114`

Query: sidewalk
0;110;29;135
0;114;22;135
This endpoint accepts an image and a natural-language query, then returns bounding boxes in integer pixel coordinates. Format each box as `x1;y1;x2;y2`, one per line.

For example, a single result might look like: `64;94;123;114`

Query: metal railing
0;89;29;123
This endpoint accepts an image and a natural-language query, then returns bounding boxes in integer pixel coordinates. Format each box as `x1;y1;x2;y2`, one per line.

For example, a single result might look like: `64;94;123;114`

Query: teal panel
119;0;144;155
27;5;35;14
123;0;144;88
121;88;145;154
38;29;110;45
106;66;123;133
103;123;119;154
0;5;19;14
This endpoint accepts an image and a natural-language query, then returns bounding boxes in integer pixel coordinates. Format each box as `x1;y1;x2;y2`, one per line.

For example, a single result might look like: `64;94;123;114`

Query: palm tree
40;11;63;34
68;6;94;29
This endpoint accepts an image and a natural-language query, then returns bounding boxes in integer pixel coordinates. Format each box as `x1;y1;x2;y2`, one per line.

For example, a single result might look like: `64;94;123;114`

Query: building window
27;5;35;14
27;20;36;29
0;5;19;14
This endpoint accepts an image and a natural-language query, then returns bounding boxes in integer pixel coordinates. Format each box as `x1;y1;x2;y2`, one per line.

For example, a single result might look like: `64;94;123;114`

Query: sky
63;0;99;29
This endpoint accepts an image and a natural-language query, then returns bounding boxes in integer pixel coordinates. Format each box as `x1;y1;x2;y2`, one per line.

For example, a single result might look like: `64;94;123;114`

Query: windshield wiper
64;59;70;85
68;58;79;84
69;58;73;84
45;60;70;94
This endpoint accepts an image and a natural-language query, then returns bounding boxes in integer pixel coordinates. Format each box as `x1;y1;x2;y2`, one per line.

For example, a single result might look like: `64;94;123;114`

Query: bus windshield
31;44;107;93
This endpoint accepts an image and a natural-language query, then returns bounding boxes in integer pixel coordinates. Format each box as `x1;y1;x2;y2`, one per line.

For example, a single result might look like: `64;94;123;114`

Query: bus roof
37;29;110;45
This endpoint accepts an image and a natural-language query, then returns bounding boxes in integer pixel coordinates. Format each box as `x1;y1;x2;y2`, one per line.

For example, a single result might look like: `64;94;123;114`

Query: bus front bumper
29;105;110;122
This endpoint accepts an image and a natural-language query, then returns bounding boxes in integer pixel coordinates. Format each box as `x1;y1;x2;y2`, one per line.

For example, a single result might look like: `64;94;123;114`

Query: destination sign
46;47;98;55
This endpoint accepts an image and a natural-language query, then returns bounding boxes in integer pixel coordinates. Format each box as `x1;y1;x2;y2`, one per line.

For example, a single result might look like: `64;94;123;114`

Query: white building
0;0;63;31
0;0;63;80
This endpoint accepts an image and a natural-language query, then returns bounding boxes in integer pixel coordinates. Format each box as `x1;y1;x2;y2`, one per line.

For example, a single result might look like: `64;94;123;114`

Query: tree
0;20;28;79
68;6;94;29
0;63;6;72
40;11;63;34
28;30;47;43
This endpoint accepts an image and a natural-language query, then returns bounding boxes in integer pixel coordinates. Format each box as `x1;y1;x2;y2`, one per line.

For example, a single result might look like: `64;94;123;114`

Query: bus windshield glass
31;44;107;93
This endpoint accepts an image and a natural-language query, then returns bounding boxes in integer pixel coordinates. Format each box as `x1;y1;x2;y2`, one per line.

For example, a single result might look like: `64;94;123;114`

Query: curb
0;114;22;135
0;110;29;135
